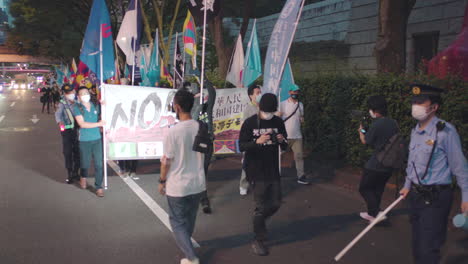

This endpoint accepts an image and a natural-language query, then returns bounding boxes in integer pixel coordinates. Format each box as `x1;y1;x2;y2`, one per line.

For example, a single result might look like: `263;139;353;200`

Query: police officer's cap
410;84;444;103
62;84;74;92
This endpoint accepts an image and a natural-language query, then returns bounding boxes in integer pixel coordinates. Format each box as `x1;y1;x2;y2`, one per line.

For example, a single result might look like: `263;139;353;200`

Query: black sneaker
202;204;212;214
297;175;310;185
251;240;269;256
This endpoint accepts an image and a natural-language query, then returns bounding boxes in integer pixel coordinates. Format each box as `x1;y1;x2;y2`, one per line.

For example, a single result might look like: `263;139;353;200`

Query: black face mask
291;94;299;100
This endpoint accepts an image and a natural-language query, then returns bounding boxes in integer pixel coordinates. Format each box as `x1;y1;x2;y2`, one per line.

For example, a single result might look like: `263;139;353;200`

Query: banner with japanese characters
212;88;250;154
103;84;177;160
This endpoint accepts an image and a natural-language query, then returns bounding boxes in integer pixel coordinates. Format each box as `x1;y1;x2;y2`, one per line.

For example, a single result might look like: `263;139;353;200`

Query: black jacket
239;115;288;182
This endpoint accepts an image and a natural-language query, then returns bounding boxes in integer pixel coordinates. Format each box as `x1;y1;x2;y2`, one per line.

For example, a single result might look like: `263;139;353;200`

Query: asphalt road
0;89;466;264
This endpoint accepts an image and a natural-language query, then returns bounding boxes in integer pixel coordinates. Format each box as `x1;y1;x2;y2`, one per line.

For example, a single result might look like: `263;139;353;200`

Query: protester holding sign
158;90;205;264
74;87;106;197
239;93;288;256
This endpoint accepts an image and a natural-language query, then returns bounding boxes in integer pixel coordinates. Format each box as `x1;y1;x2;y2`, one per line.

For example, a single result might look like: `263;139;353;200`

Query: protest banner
103;84;177;160
212;88;250;155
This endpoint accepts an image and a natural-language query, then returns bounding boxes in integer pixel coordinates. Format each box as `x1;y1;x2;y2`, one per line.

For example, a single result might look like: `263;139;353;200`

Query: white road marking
0;115;4;124
10;102;15;107
31;114;40;124
107;161;200;248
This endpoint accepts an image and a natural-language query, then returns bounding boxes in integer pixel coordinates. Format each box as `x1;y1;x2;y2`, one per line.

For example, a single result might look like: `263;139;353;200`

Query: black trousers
253;180;282;241
409;187;453;264
359;168;392;217
119;160;138;173
61;129;80;175
200;142;213;207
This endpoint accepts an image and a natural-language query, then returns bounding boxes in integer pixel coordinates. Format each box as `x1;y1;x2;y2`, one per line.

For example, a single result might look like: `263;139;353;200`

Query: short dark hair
77;86;89;93
174;90;194;113
367;95;388;116
247;85;261;97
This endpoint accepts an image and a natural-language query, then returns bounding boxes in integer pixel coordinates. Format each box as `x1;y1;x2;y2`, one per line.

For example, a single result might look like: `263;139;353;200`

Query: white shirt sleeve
300;103;304;117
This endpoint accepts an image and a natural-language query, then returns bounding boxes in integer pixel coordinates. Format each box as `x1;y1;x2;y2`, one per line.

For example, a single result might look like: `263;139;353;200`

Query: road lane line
10;102;15;107
107;161;200;248
0;115;4;124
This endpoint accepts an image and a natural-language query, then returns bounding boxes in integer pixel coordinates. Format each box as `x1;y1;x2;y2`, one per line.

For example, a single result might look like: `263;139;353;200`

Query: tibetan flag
183;11;197;69
79;0;116;81
117;0;143;66
71;58;78;75
226;34;244;87
279;59;298;102
160;59;174;87
243;20;262;88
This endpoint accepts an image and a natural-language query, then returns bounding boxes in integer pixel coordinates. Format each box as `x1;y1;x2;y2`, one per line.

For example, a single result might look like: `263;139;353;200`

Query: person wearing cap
278;85;309;185
239;93;288;256
55;84;80;184
74;87;106;197
399;84;468;264
239;84;262;196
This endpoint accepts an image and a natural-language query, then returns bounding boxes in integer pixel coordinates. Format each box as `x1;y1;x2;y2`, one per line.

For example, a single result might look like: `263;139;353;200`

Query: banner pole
100;25;108;190
132;39;136;86
200;0;208;105
173;32;178;89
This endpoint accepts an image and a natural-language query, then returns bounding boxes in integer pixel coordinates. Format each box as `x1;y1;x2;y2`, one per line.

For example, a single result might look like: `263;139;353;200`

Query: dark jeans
409;187;453;264
167;192;202;261
79;139;103;190
118;160;138;173
359;169;392;217
61;129;80;174
253;180;282;241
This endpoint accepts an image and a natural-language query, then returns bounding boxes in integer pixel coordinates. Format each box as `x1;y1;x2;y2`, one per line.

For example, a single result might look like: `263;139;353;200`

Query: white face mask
255;94;262;104
369;110;377;119
80;94;91;103
260;111;274;120
412;105;431;121
66;94;76;101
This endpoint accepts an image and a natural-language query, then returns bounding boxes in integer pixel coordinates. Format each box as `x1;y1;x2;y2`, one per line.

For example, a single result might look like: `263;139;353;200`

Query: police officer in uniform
55;84;80;184
400;84;468;264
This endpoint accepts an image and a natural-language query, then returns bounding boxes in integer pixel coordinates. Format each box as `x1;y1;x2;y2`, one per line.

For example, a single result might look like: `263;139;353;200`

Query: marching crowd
50;81;467;264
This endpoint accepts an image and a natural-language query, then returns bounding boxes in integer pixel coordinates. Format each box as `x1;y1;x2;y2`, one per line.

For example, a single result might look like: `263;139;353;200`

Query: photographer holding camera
239;93;288;256
357;95;398;222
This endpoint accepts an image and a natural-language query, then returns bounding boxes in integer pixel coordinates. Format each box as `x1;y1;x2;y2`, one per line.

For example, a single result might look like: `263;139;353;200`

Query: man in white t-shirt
279;85;309;185
158;90;205;264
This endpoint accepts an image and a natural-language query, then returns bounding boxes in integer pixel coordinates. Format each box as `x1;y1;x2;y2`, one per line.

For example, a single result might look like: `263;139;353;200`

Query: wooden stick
334;195;405;262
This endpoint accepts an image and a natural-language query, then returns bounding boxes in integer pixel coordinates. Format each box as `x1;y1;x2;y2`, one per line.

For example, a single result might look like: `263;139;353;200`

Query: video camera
351;110;370;134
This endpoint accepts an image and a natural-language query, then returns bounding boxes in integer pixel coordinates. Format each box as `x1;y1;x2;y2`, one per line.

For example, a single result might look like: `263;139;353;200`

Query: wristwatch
158;178;166;184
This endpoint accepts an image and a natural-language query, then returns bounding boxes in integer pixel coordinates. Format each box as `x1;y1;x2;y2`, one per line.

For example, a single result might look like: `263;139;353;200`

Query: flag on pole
79;0;116;81
147;31;161;86
226;34;244;87
242;20;262;88
161;59;174;87
187;0;221;25
279;59;298;101
55;65;65;86
116;0;143;66
262;0;304;96
71;58;78;75
183;11;197;69
174;36;184;88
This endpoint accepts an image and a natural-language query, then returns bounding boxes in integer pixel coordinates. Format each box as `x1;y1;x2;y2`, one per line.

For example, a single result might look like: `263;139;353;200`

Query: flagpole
131;39;136;86
200;0;208;104
182;43;186;81
173;32;178;89
276;0;305;97
100;25;108;190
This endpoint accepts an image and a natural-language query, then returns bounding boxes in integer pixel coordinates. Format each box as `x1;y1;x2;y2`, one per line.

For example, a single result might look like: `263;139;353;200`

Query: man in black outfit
239;93;288;256
358;95;398;222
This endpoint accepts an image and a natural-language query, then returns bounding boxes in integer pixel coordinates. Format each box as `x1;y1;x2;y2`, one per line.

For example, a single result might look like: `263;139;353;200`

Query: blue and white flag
80;0;116;81
262;0;304;96
117;0;143;66
279;59;298;101
242;19;262;88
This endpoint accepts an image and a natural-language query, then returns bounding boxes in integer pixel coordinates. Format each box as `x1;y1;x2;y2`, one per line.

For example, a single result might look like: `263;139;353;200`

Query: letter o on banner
138;92;162;129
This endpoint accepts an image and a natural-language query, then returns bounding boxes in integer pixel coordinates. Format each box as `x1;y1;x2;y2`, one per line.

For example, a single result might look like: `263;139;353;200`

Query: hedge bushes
297;73;468;167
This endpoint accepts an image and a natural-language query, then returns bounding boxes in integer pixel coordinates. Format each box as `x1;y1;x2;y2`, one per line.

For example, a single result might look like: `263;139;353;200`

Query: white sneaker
240;187;248;196
359;212;388;223
180;258;199;264
130;172;139;180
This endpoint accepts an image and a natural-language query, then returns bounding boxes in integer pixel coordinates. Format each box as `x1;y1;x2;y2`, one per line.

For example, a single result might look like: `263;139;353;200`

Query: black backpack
376;133;407;169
